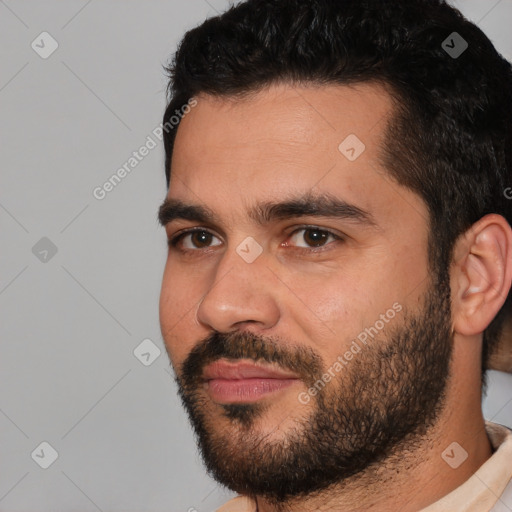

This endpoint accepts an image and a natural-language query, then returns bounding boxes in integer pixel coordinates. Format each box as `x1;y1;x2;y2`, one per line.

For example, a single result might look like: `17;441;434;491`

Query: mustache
179;330;324;388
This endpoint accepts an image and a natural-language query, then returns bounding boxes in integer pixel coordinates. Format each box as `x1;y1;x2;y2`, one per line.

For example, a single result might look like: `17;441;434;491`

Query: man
158;1;512;510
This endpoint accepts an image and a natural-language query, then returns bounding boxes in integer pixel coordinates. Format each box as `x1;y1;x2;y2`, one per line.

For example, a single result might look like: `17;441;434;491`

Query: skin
159;82;512;511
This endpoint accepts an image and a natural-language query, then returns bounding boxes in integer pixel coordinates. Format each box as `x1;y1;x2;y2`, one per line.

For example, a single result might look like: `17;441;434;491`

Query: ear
452;214;512;336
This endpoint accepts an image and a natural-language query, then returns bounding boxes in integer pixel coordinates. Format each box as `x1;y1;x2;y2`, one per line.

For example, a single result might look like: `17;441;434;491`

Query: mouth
202;359;301;403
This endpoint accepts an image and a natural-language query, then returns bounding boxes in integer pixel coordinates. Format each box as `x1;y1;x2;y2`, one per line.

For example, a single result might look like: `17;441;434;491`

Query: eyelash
167;226;344;253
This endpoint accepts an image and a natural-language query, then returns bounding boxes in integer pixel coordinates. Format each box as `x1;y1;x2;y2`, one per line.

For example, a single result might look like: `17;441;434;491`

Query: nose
196;245;280;333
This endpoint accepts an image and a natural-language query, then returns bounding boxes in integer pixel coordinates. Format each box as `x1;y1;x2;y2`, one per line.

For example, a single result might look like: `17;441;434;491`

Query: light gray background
1;1;511;511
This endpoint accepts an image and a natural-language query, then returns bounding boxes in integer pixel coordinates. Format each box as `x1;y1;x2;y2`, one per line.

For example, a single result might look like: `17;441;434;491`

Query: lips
202;359;300;403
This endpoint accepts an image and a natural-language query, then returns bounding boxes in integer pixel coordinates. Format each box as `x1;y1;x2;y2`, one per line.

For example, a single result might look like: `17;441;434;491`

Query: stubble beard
174;276;453;504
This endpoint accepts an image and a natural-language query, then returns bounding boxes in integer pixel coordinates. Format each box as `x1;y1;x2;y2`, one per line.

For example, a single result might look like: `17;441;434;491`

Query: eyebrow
158;200;215;227
158;193;377;228
251;194;376;227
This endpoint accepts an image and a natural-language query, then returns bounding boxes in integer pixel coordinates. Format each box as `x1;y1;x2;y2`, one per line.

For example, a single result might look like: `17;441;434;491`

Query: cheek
287;264;396;356
309;286;349;325
159;261;204;365
283;271;356;354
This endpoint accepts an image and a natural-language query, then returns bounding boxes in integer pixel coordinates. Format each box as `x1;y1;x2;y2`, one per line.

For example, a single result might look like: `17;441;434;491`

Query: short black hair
162;0;512;381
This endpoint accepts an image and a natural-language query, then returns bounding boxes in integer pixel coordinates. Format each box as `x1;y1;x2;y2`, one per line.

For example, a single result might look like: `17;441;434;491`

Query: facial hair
173;277;453;504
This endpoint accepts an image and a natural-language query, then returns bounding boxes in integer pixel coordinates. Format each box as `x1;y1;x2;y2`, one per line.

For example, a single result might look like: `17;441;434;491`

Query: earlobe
452;214;512;337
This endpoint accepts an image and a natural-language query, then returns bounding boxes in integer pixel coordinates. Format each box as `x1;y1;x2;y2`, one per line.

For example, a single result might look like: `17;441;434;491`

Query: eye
287;227;340;248
170;229;222;250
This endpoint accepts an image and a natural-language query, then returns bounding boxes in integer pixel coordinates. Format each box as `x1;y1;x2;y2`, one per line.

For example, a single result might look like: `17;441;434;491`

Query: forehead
171;82;392;176
167;82;426;228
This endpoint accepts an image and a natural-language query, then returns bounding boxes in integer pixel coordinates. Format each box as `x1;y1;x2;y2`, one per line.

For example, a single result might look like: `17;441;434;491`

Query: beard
173;274;453;504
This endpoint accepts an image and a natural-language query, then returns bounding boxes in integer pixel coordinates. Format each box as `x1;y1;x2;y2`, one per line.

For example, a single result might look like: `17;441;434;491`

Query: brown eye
288;228;338;248
174;230;222;250
302;229;330;247
190;231;214;248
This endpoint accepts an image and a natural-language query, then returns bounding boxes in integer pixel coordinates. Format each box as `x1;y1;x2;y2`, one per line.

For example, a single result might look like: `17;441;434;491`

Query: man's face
159;83;453;500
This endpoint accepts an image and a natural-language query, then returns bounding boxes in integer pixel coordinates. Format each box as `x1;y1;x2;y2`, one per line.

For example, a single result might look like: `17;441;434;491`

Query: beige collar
421;422;512;512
